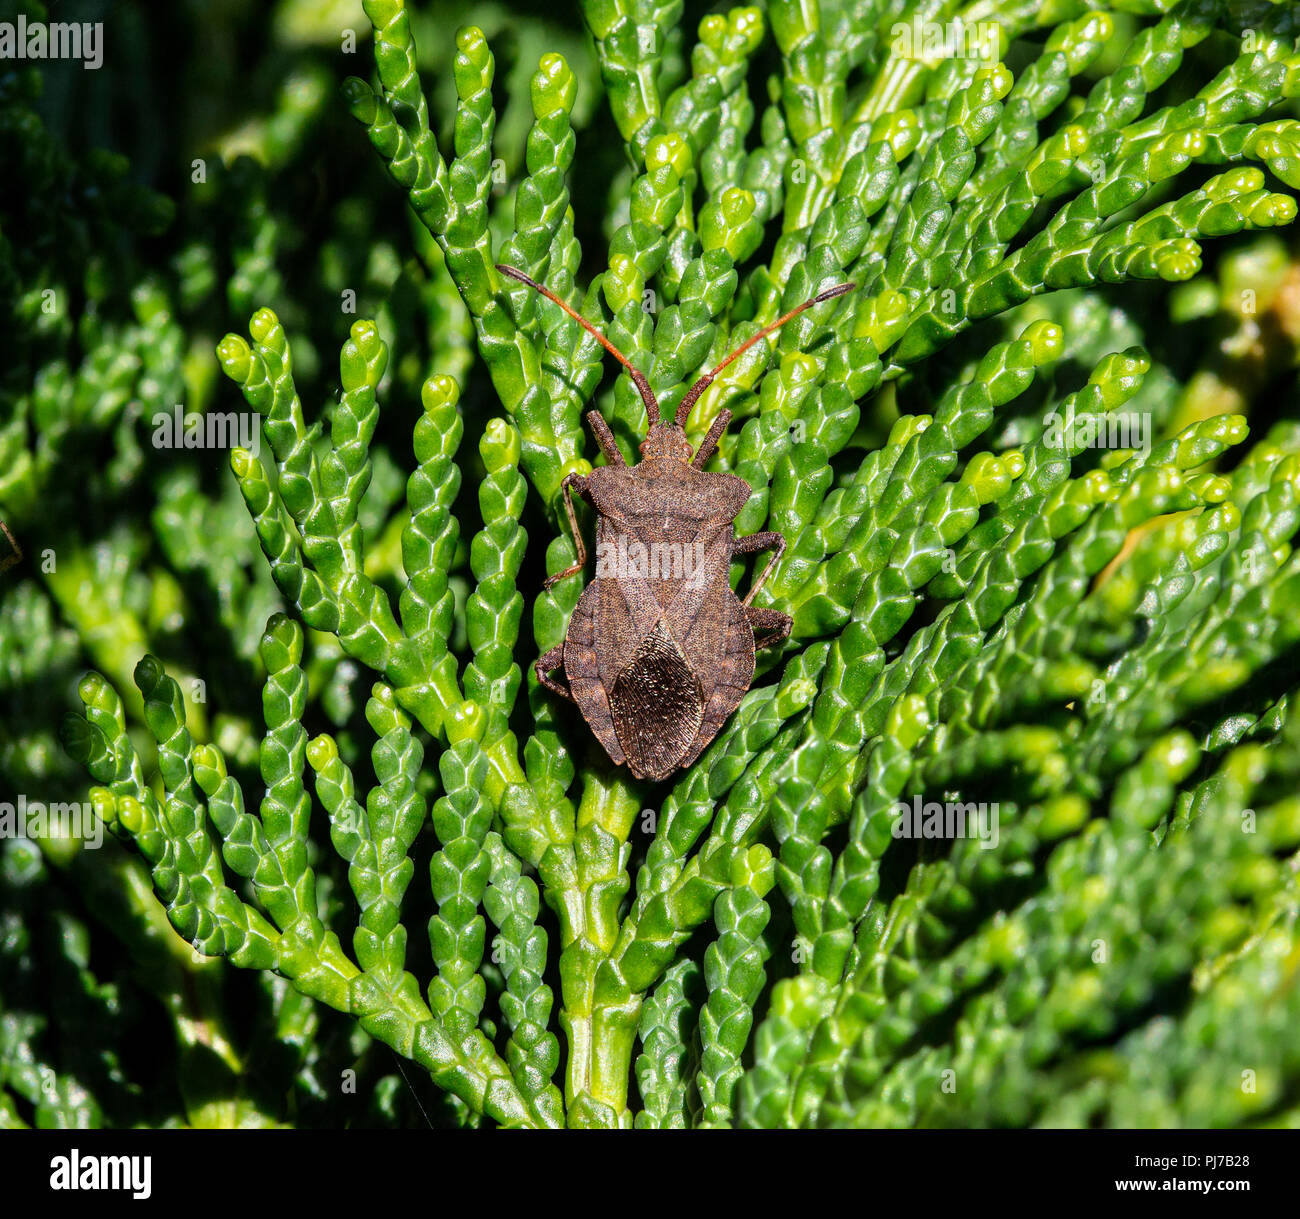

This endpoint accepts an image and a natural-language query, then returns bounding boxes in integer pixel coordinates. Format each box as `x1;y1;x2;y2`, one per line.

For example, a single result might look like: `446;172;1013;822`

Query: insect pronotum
498;263;856;781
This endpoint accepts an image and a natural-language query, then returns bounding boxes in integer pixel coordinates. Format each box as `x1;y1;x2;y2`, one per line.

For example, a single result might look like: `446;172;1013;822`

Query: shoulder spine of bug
497;264;855;781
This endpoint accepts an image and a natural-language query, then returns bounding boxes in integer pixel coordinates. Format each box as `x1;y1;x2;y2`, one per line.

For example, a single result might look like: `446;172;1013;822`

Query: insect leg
534;644;574;701
542;472;591;589
585;409;625;467
732;529;786;605
690;409;732;468
745;605;792;651
0;521;21;573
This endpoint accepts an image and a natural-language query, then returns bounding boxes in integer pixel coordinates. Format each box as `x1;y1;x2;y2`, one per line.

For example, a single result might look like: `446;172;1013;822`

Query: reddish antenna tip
496;263;536;288
814;281;857;304
495;262;663;426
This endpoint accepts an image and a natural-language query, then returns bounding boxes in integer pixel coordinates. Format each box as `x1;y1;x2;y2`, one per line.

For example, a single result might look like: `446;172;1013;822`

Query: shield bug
498;263;855;781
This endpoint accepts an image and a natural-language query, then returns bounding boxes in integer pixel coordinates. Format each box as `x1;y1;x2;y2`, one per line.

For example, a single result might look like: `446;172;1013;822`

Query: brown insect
498;263;855;781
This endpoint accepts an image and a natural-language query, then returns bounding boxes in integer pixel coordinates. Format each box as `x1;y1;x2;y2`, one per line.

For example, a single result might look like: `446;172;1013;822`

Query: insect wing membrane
608;619;705;779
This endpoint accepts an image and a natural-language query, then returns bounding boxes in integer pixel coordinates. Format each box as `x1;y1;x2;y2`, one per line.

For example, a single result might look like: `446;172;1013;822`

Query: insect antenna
674;280;856;427
496;263;662;426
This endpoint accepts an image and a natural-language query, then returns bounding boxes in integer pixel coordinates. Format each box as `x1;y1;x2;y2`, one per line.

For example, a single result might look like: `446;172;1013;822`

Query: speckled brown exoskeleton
498;264;855;781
